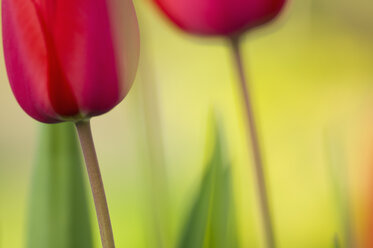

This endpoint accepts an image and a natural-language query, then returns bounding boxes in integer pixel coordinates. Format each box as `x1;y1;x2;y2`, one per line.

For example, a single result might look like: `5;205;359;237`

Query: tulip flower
2;0;139;247
151;1;286;247
153;0;286;36
2;0;139;123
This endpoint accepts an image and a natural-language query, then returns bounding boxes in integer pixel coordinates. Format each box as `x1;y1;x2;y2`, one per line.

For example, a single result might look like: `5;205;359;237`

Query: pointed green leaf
178;118;239;248
177;157;214;248
27;123;93;248
334;235;341;248
207;166;239;248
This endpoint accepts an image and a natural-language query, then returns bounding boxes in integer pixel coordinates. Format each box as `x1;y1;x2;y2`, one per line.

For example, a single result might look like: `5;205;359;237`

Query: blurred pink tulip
2;0;140;123
152;0;286;36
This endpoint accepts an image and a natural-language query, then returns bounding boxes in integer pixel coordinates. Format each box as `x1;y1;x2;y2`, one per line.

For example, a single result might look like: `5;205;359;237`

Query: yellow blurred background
1;0;373;247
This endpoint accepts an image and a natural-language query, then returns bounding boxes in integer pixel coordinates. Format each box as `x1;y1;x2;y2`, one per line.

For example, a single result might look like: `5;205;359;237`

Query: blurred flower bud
152;0;287;36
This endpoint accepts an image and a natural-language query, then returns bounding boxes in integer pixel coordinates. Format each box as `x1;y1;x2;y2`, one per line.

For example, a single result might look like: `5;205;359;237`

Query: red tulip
2;0;140;123
152;0;286;36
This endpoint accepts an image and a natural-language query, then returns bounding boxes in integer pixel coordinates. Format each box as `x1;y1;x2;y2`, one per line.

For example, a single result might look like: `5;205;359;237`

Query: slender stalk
229;36;276;248
75;120;115;248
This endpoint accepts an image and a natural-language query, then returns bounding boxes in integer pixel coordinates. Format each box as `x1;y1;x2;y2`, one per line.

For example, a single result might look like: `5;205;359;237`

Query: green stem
229;36;276;248
75;120;115;248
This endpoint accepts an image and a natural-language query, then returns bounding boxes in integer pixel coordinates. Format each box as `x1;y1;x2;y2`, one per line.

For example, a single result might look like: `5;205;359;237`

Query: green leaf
334;235;341;248
177;119;239;248
27;123;93;248
207;166;239;248
177;157;214;248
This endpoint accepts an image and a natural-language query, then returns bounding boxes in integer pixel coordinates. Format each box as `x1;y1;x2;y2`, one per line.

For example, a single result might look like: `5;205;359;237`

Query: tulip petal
108;0;140;100
154;0;285;36
35;0;121;117
31;0;80;117
2;0;59;122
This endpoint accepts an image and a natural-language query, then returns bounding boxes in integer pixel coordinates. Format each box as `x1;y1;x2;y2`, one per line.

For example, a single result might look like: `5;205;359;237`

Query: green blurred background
1;0;373;247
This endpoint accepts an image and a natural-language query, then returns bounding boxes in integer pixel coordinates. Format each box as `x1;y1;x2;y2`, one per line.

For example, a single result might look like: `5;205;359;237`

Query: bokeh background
1;0;373;247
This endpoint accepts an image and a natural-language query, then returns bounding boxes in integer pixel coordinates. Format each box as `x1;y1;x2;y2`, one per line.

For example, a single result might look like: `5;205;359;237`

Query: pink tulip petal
154;0;286;36
36;0;120;116
31;0;80;117
2;0;59;122
108;0;140;100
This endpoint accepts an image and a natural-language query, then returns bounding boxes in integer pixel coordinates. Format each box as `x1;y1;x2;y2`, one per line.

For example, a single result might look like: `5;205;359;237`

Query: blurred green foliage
27;123;93;248
178;120;238;248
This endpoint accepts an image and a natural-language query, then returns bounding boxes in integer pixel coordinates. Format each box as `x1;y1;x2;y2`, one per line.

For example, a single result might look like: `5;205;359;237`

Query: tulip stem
229;36;276;248
75;120;115;248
